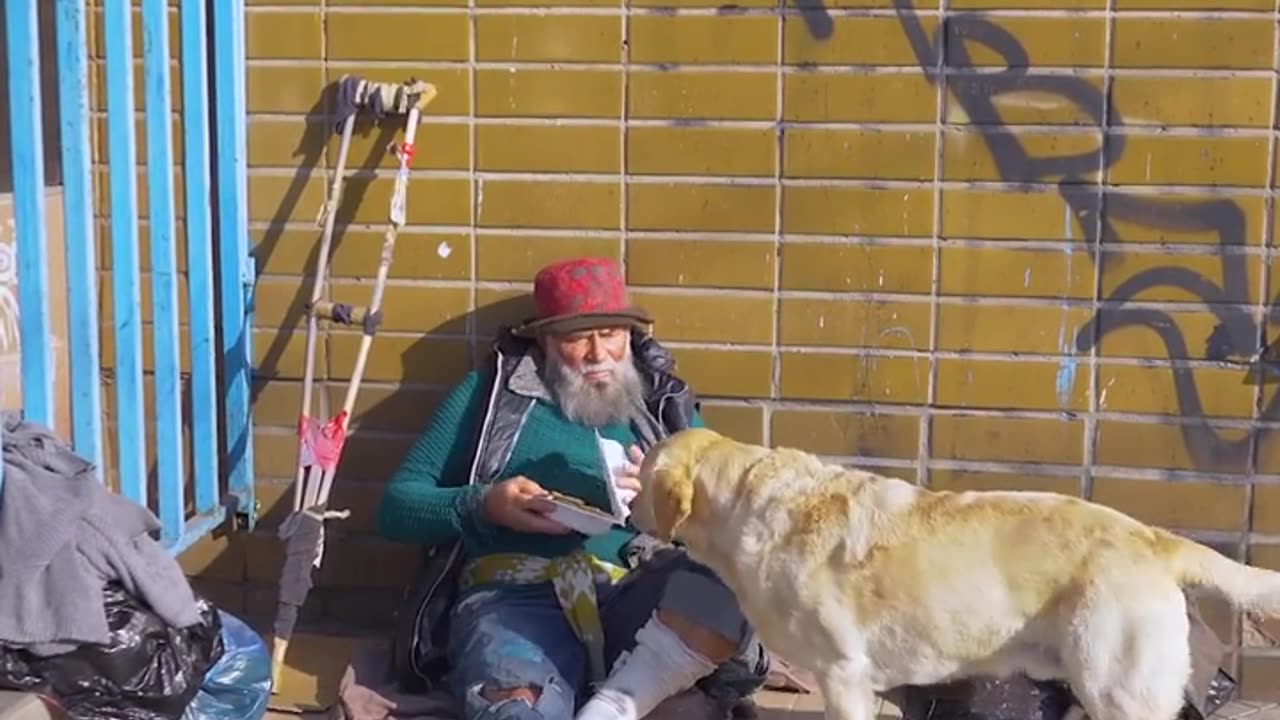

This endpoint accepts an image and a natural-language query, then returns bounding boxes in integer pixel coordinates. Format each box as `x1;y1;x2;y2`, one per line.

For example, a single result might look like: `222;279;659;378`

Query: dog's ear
652;466;694;541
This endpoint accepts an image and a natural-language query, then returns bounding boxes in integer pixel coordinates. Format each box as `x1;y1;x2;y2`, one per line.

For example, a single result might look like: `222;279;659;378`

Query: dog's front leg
817;661;877;720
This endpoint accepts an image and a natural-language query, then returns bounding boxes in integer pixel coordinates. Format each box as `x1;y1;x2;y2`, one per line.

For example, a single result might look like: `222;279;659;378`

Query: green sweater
377;368;705;565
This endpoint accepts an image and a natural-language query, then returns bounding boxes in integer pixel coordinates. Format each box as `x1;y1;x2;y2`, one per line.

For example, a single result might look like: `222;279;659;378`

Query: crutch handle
406;81;439;113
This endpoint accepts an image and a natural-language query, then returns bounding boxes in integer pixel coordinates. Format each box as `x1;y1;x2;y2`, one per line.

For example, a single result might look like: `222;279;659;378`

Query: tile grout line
620;0;630;280
768;0;784;448
317;0;336;424
139;279;1280;327
244;461;1280;497
243;60;1280;78
237;114;1280;133
243;218;1280;252
301;4;1279;14
244;167;1280;192
1239;0;1280;665
467;0;480;367
921;0;950;487
1083;0;1118;502
243;383;1280;423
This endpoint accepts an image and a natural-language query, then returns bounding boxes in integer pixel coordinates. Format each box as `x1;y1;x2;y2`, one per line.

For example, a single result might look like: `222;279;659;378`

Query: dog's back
647;430;1280;720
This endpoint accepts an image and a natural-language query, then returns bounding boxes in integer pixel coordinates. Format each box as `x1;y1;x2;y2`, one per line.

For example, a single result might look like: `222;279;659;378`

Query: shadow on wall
228;99;545;635
250;81;335;393
250;289;537;508
250;82;462;403
322;289;534;437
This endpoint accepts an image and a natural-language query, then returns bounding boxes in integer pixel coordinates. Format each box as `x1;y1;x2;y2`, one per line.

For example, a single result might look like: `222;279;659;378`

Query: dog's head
630;427;726;542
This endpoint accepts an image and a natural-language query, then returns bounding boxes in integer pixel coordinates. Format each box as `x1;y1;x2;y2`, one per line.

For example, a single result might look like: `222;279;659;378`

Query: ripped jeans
446;549;770;720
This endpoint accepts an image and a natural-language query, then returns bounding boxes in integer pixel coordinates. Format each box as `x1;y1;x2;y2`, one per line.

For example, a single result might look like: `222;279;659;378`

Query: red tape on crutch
297;411;349;473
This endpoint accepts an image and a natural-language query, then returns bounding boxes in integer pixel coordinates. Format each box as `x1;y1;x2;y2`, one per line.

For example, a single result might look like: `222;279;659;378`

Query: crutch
270;74;438;692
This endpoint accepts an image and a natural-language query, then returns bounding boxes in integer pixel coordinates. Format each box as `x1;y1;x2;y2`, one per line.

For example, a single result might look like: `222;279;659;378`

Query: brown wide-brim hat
512;257;653;338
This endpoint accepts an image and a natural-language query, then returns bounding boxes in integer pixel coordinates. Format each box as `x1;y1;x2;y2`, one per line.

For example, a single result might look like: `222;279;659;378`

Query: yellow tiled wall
178;0;1280;698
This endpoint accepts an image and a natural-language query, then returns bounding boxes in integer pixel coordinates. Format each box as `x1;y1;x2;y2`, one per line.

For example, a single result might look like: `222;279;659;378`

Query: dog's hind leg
1070;669;1187;720
1064;584;1191;720
816;660;877;720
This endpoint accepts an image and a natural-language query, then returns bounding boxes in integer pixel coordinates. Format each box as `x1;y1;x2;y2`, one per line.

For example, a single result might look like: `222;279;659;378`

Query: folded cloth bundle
0;411;202;655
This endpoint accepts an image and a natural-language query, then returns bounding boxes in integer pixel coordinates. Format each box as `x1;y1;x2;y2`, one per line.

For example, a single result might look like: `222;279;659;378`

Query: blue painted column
55;0;104;477
142;0;185;543
103;0;148;506
213;0;256;526
181;0;221;519
4;0;54;428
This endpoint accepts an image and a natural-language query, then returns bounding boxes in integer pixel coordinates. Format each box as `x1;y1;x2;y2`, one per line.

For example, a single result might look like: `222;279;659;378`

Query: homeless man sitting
376;257;771;720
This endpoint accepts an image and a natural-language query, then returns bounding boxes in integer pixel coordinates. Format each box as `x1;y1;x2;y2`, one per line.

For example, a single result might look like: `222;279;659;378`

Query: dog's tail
1165;531;1280;616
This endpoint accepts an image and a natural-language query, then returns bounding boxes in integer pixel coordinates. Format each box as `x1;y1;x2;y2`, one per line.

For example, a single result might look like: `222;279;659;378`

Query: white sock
575;613;718;720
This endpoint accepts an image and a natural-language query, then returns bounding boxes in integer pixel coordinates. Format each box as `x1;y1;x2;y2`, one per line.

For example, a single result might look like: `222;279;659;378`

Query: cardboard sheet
0;189;72;441
267;632;361;713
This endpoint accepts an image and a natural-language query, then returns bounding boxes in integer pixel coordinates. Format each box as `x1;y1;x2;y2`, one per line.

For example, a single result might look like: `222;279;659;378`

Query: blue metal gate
0;0;256;555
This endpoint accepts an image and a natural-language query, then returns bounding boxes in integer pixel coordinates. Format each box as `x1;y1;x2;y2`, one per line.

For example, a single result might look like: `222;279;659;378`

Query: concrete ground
259;628;1277;720
265;689;1280;720
752;693;1280;720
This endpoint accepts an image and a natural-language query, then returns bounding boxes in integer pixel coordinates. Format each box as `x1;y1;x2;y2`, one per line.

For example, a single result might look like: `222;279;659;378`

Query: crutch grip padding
330;74;439;135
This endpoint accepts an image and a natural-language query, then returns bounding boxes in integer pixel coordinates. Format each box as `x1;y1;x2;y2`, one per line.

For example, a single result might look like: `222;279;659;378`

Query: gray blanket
0;411;202;655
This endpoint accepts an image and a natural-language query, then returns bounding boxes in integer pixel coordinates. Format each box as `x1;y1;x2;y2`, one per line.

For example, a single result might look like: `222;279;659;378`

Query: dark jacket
390;327;700;692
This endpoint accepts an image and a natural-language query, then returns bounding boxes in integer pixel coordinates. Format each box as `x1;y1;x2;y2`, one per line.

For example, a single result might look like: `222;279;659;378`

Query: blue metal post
143;0;184;543
55;0;104;477
104;0;148;507
180;0;221;518
213;0;256;527
4;0;54;428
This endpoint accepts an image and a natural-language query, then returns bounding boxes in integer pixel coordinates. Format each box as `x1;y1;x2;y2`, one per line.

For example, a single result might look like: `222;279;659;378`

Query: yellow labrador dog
628;428;1280;720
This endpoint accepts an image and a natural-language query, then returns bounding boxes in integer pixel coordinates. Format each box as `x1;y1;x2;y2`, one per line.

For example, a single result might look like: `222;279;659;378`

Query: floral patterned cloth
460;551;629;682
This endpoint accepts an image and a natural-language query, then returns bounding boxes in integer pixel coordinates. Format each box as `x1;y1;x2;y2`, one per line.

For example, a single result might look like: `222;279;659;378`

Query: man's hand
614;445;645;502
481;476;572;535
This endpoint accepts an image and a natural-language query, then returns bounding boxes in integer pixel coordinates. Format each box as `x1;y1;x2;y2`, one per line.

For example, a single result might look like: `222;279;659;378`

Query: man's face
540;325;644;427
546;326;631;386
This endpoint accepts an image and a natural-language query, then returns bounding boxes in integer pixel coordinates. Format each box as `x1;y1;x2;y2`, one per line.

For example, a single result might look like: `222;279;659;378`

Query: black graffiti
793;0;1272;472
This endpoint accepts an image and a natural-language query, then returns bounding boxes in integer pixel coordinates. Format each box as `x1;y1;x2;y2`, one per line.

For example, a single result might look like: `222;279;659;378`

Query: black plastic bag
893;677;1077;720
894;596;1238;720
0;582;225;720
893;671;1237;720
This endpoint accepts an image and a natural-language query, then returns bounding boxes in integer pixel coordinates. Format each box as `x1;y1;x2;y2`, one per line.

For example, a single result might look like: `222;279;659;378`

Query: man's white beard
544;346;647;429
